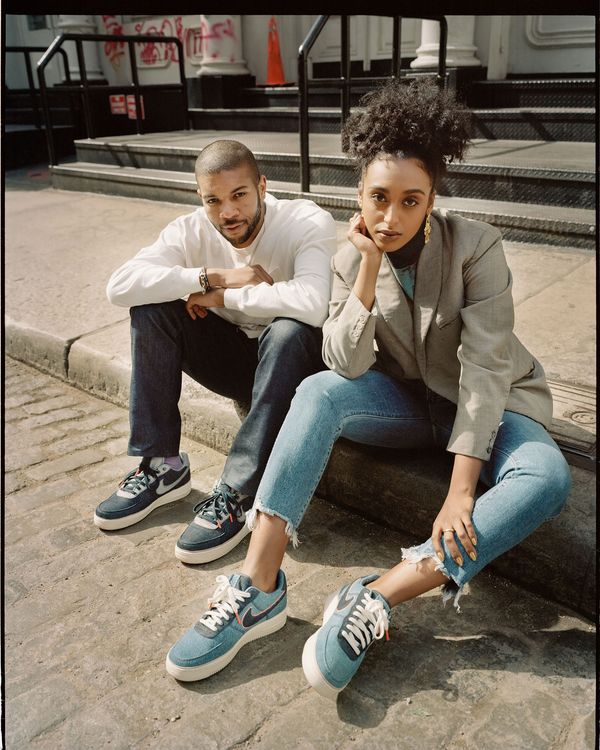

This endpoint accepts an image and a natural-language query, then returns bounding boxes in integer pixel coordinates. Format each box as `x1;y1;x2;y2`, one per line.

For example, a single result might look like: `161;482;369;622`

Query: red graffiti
102;15;126;68
133;17;184;66
186;18;236;59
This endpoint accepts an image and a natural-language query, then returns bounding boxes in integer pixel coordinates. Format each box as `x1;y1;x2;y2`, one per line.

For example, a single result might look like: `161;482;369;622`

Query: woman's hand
347;212;382;259
432;490;477;567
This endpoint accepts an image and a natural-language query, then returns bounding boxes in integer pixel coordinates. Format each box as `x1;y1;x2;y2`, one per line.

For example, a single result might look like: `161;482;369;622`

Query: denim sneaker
302;574;391;700
93;453;191;530
166;571;287;681
174;481;253;563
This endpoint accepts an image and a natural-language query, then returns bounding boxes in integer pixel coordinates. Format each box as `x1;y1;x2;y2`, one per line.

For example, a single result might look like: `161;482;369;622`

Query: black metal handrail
6;46;71;130
37;33;189;165
298;15;448;193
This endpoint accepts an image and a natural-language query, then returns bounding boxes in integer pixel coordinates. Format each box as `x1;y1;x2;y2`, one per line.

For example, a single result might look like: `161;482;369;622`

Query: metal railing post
392;17;402;79
37;63;56;165
23;52;42;129
176;39;189;129
75;38;94;138
128;40;143;136
340;15;351;126
438;17;447;85
298;15;329;194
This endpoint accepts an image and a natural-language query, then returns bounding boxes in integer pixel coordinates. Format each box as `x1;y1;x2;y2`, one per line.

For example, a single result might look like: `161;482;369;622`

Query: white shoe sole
174;523;251;564
302;589;345;701
165;608;287;682
93;480;192;531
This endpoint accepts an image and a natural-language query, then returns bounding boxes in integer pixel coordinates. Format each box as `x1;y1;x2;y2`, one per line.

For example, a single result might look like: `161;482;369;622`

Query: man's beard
218;198;264;247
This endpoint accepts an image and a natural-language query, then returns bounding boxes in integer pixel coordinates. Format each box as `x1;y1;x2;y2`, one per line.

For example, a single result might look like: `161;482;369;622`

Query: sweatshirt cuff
223;287;243;310
184;267;204;293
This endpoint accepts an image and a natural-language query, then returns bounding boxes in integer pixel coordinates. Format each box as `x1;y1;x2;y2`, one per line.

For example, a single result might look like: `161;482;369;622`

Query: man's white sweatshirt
106;193;337;337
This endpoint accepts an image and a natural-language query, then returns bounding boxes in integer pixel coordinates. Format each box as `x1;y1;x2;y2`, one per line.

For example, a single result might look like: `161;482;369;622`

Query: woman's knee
511;442;572;518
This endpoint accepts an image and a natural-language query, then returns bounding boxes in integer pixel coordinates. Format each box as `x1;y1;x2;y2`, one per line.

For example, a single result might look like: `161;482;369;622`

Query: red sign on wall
126;94;145;120
109;94;126;115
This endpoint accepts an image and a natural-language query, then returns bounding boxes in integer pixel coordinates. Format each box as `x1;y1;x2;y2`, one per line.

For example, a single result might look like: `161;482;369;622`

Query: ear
196;187;202;198
258;174;267;199
357;181;363;209
427;190;436;211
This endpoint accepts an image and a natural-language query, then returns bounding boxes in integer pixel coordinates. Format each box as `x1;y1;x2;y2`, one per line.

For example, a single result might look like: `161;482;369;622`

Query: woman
166;79;571;698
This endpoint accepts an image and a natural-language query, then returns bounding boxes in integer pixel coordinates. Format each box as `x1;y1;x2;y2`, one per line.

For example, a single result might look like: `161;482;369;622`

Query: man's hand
208;265;273;289
186;289;225;320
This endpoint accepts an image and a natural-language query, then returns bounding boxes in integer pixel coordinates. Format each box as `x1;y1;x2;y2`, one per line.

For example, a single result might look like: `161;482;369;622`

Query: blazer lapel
375;252;415;356
413;214;444;374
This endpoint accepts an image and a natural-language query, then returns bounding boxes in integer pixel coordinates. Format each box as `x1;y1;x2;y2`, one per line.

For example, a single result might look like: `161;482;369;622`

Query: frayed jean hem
247;502;300;549
401;544;470;613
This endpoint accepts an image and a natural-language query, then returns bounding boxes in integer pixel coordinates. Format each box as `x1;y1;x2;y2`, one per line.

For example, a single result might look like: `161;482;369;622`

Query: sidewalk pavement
4;358;595;749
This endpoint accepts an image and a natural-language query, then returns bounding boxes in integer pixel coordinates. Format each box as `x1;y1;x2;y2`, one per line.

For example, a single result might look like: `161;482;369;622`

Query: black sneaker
94;453;191;530
175;481;252;564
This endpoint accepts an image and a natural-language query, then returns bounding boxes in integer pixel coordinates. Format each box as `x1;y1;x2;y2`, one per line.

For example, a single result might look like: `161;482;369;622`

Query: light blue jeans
247;370;571;608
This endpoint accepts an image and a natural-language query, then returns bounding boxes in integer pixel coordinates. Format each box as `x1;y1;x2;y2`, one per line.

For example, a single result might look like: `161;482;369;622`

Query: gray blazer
322;209;553;461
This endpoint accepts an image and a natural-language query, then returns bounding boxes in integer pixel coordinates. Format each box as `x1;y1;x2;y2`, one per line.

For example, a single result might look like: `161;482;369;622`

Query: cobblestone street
3;357;596;749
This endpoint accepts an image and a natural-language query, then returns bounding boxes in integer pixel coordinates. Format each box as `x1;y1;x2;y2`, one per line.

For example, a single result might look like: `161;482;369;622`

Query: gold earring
424;213;431;244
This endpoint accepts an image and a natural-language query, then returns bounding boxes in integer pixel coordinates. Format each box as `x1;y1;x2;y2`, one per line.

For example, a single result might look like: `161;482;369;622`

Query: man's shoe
175;482;253;563
166;571;287;681
94;453;191;530
302;574;391;700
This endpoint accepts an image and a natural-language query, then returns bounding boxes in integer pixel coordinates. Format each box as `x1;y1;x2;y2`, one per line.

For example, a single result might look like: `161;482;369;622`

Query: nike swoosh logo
155;471;188;496
336;584;356;612
241;589;286;628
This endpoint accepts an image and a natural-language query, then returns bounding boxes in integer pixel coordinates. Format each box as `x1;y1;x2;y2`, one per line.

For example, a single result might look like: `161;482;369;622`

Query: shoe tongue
149;457;164;469
229;573;253;591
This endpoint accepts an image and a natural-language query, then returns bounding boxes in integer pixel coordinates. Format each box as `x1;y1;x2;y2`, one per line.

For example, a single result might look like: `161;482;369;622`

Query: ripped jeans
248;369;571;607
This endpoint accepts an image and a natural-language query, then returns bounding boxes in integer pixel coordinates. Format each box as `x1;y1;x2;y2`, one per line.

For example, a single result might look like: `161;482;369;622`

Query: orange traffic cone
266;16;286;85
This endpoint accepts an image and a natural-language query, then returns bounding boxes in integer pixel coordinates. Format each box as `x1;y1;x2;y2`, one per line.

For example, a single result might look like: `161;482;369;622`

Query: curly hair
341;77;472;187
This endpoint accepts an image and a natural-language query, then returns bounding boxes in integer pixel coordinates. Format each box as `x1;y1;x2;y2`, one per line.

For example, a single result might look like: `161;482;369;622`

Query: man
94;139;337;565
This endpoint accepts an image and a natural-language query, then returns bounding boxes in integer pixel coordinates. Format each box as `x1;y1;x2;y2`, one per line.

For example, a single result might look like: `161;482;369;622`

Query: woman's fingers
432;526;444;563
455;517;477;562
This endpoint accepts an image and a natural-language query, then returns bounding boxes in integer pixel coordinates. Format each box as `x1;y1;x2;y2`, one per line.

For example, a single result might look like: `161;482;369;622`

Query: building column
196;15;249;76
56;15;104;81
411;16;481;69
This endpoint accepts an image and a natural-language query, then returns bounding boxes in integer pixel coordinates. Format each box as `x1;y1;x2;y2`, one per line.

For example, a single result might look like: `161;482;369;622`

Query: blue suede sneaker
94;453;191;530
174;481;253;563
166;571;287;681
302;574;391;700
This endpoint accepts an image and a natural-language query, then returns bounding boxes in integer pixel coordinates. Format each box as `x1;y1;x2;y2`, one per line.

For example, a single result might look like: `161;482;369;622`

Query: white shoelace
197;575;251;632
341;593;390;656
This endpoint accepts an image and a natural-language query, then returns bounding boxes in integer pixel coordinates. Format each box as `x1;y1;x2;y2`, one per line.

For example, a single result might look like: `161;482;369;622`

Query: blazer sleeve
446;228;515;460
321;253;377;378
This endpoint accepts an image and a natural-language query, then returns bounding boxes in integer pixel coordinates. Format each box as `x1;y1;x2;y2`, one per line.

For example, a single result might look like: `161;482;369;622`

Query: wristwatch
198;266;211;294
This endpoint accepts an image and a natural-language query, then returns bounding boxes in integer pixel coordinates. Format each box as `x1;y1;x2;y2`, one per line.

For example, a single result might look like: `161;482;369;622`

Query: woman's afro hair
341;77;472;185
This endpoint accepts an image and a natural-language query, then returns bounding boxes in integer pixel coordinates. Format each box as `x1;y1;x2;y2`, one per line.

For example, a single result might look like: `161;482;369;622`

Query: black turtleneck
385;216;427;270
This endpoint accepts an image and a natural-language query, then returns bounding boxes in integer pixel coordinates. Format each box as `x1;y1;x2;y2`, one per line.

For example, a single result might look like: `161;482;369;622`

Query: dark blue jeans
128;300;325;496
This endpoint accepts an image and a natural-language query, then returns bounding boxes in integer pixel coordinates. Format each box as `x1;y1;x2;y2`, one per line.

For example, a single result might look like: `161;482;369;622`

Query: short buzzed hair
195;139;260;183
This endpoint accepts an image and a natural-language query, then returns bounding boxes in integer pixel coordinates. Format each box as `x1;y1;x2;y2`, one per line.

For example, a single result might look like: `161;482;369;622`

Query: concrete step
466;77;596;109
66;131;595;210
189;105;595;142
50;162;595;250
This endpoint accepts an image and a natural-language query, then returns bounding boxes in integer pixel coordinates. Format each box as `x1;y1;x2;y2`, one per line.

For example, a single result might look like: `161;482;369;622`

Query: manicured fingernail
471;536;477;546
456;556;463;567
469;551;477;561
437;551;444;562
